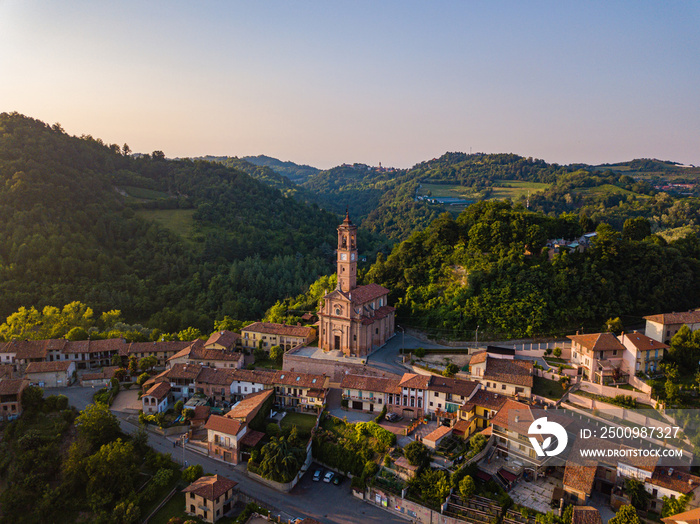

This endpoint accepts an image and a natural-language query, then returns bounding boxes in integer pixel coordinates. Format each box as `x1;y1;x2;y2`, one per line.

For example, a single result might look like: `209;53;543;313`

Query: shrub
137;373;150;387
414;347;426;358
374;404;387;423
553;347;562;358
174;400;184;413
182;464;203;483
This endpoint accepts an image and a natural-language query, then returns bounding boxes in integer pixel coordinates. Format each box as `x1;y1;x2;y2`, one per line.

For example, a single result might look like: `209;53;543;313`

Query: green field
121;185;172;200
135;208;197;238
418;180;550;203
532;376;565;400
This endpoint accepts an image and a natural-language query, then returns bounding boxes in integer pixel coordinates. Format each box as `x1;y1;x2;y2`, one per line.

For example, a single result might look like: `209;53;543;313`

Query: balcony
434;408;458;420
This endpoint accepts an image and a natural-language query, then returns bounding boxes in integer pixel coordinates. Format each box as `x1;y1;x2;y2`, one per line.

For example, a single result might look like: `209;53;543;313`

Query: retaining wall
577;381;652;404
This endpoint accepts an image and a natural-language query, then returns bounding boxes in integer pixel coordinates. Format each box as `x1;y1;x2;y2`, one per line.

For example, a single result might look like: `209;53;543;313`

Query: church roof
348;283;390;305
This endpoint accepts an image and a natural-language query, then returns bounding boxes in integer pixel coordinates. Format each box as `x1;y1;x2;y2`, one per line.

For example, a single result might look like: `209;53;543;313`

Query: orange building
318;212;395;357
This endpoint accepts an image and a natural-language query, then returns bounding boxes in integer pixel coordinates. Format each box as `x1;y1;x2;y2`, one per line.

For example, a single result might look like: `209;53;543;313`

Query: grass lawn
543;357;573;369
251;358;283;370
532;376;566;400
148;491;236;524
135;208;196;239
488;180;551;200
281;412;318;436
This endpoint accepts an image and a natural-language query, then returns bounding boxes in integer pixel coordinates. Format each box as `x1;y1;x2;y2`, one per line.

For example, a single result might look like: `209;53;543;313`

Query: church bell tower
337;210;357;293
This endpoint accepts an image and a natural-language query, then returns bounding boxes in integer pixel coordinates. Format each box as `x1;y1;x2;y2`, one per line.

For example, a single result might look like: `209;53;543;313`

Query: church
318;212;395;357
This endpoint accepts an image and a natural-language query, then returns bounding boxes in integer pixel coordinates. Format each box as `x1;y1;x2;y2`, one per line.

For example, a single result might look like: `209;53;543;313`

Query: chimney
515;415;519;423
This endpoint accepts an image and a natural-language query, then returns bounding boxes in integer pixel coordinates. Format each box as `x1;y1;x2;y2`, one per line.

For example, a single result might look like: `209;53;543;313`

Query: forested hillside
363;201;700;339
0;113;339;330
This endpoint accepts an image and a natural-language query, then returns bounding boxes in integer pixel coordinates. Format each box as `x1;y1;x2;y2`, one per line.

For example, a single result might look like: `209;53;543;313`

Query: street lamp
397;325;405;355
475;326;479;350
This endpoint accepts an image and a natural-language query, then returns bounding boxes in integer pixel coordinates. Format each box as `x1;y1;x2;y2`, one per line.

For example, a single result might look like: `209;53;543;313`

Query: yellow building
183;475;238;523
241;322;316;351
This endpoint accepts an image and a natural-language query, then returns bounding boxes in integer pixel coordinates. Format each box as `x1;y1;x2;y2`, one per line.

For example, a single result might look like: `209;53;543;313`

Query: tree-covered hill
0;113;339;330
361;201;700;339
242;154;320;184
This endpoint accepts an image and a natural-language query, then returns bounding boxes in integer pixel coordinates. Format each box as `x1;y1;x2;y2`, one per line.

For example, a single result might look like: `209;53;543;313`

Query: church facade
318;213;395;357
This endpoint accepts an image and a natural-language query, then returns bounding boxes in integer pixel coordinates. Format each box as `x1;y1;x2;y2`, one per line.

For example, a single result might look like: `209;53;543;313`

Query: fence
577;381;652;404
568;393;670;428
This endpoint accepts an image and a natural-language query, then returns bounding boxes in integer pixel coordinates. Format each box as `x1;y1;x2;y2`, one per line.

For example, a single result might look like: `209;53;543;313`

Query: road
45;386;408;524
365;332;450;375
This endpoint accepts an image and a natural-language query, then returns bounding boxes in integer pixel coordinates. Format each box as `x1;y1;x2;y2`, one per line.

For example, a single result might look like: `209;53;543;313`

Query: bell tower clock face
351;253;355;261
340;253;347;261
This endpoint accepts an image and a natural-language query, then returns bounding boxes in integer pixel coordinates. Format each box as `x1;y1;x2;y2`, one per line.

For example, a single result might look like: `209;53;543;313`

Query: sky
1;1;699;169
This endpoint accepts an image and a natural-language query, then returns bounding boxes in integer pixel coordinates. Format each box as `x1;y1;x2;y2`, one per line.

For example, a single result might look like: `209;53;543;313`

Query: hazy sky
1;1;698;169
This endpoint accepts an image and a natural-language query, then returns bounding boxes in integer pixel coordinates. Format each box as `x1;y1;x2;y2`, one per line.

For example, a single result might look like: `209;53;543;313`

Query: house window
501;384;506;390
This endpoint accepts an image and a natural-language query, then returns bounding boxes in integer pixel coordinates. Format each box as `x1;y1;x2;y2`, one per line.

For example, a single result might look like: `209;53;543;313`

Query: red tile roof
469;351;488;365
183;474;237;501
398;373;431;389
7;340;47;360
567;332;625;352
242;322;314;338
346;283;390;305
204;414;244;436
25;361;74;373
0;378;28;396
621;332;669;352
423;425;452;443
144;381;171;401
238;429;266;447
644;311;700;325
571;507;603;524
427;376;479;398
339;373;402;393
661;506;700;524
195;367;236;386
484;357;533;387
647;467;700;495
230;369;276;385
460;389;508;413
205;330;240;349
167;363;203;381
273;370;327;388
226;389;273;423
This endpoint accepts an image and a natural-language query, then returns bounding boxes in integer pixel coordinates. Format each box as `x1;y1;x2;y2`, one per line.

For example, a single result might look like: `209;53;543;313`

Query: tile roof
242;322;314;338
491;399;537;436
661;506;700;524
205;330;240;349
460;389;508;413
230;369;276;385
192;405;210;421
238;429;266;448
563;461;597;495
346;283;390;305
571;507;603;524
299;519;323;524
183;474;238;501
190;347;242;363
647;467;700;495
339;373;402;393
427;376;479;398
144;381;171;401
226;389;273;422
25;361;74;373
195;367;236;386
7;340;47;360
125;340;193;356
167;363;203;381
398;373;431;389
273;370;327;388
484;357;533;387
567;332;625;352
0;365;13;379
360;305;396;325
0;378;28;396
621;332;669;352
469;351;488;365
204;414;244;436
394;456;418;472
60;339;125;355
451;420;472;436
424;425;452;443
644;311;700;326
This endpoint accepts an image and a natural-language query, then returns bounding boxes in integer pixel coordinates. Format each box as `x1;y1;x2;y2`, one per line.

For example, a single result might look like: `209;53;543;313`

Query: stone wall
283;353;400;383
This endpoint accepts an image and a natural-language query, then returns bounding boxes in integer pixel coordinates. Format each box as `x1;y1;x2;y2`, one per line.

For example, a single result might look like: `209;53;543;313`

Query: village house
427;376;480;424
195;367;236;405
619;331;668;375
241;322;316;352
456;388;508;438
469;352;533;398
340;372;401;413
645;467;700;513
571;507;603;524
272;370;329;412
183;474;238;523
204;414;247;464
0;342;17;370
80;366;119;387
0;378;28;421
391;373;431;419
166;363;203;401
644;310;700;345
662;507;700;524
123;340;192;367
567;332;627;384
229;369;276;400
24;360;75;387
169;340;243;370
142;381;172;414
204;330;241;351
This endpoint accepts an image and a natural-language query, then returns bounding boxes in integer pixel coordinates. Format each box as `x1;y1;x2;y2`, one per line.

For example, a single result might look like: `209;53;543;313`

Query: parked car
313;469;322;481
386;412;399;422
324;471;334;483
332;475;344;486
